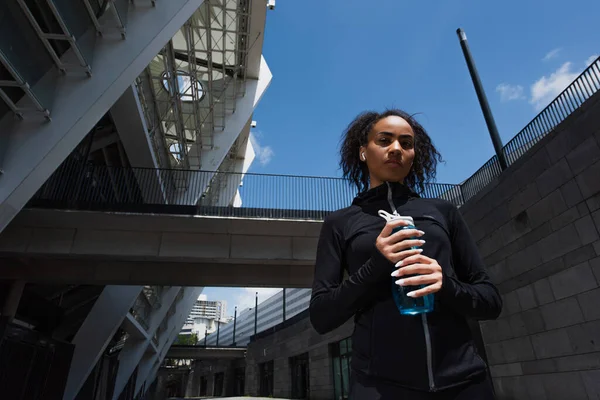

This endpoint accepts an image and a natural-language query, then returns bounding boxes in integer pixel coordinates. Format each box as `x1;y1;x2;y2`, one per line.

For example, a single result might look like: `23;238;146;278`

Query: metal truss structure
135;0;252;170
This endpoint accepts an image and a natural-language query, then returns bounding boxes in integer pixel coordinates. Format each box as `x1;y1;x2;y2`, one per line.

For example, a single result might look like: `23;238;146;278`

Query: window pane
341;356;350;398
332;355;341;400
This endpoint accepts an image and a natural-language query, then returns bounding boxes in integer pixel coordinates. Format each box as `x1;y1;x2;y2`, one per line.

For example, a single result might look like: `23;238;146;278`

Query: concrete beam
166;346;246;360
185;57;272;200
0;0;204;234
110;85;158;169
246;0;268;80
0;209;321;263
0;258;314;288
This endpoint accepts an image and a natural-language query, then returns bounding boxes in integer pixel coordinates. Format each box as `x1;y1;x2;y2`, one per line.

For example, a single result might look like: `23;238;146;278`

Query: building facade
181;294;228;338
204;288;312;347
0;1;273;399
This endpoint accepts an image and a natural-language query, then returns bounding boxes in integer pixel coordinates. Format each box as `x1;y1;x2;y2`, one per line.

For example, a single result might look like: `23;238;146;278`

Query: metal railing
26;58;600;217
462;56;600;202
29;161;463;219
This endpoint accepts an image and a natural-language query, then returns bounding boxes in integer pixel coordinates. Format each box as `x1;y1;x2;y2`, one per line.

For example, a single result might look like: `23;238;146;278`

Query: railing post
232;306;237;347
254;292;258;336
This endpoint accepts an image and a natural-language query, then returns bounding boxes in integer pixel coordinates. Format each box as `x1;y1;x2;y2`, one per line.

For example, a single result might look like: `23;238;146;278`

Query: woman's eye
401;141;413;149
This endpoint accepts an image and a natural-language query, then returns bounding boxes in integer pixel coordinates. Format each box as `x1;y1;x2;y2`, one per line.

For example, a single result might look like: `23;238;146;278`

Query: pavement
168;398;291;399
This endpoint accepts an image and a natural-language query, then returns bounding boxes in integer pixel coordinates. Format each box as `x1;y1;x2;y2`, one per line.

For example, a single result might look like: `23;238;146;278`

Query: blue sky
203;0;600;315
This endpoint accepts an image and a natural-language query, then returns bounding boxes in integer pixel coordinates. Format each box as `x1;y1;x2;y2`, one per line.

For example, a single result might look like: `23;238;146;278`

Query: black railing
28;160;464;220
27;57;600;217
462;56;600;202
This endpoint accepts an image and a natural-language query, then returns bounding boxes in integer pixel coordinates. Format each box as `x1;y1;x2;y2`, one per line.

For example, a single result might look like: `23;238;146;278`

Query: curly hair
340;109;442;194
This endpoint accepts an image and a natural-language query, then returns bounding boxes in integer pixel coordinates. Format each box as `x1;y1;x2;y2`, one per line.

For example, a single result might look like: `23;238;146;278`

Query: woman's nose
389;140;402;153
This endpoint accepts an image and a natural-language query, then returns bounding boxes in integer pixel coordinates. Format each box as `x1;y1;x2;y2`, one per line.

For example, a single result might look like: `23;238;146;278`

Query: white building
0;1;272;399
181;294;228;338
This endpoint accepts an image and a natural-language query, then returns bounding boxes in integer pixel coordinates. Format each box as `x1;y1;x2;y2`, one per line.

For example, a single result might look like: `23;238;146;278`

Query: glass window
331;337;352;400
290;353;309;399
259;360;274;397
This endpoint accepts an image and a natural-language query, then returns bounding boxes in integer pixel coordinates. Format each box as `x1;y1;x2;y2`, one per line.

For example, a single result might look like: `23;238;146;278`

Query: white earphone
361;152;366;161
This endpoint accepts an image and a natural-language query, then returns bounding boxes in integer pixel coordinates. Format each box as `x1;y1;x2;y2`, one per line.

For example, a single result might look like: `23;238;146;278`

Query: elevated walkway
166;345;246;360
0;208;320;287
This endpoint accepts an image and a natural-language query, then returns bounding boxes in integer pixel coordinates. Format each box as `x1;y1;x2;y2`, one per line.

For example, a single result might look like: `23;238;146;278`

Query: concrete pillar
112;286;181;399
63;285;142;400
133;286;202;398
1;280;25;321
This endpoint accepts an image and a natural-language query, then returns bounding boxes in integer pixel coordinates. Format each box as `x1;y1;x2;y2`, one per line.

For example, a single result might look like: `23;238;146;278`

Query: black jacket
309;182;502;392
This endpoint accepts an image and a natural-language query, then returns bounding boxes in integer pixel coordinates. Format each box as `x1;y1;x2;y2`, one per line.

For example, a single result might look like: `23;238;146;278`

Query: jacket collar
352;181;419;207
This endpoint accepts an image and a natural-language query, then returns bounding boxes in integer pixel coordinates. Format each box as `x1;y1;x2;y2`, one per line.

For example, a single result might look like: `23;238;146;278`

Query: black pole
216;320;220;347
456;28;508;170
204;328;208;347
254;292;258;336
232;306;237;346
282;288;286;322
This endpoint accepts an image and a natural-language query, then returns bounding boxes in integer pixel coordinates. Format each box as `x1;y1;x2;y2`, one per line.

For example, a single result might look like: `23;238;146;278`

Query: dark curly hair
340;109;442;194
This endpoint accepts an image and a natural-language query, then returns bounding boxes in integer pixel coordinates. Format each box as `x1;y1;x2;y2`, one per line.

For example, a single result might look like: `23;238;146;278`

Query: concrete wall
245;314;353;399
460;91;600;399
183;358;244;397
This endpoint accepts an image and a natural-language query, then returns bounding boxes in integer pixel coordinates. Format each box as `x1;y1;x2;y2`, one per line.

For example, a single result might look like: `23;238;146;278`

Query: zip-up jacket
309;182;502;392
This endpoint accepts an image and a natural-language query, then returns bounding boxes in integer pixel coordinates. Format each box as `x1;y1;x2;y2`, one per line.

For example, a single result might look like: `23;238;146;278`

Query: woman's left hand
390;254;443;298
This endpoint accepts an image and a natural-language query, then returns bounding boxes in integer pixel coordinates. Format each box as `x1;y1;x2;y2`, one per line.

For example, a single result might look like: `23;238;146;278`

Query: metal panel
0;0;57;118
52;0;98;72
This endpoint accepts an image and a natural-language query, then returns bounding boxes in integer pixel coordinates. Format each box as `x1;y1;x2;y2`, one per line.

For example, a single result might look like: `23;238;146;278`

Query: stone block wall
245;314;353;399
460;91;600;399
184;358;242;397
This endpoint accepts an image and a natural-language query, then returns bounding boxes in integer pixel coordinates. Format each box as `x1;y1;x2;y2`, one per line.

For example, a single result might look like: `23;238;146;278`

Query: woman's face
360;115;415;189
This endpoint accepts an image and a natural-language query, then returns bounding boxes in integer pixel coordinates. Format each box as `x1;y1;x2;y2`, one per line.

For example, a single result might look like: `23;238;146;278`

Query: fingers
396;253;434;267
393;273;439;286
389;228;425;242
380;219;414;238
388;239;425;254
387;248;423;264
392;263;441;278
403;282;442;298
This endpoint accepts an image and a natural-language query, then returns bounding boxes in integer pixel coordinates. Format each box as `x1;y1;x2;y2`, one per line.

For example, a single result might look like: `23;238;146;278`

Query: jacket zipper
421;314;436;391
385;182;436;391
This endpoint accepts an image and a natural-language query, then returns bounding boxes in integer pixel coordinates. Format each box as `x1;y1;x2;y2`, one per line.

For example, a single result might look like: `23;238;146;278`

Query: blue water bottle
390;216;434;315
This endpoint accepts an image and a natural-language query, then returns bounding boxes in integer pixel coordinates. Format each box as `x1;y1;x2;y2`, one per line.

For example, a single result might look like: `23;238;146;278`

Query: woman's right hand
376;219;425;266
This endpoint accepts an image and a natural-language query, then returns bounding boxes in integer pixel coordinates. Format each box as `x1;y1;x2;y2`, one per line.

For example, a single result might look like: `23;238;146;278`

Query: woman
309;109;502;399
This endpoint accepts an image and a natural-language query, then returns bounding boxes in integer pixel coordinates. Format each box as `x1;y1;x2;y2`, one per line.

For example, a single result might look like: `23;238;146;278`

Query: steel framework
135;0;252;172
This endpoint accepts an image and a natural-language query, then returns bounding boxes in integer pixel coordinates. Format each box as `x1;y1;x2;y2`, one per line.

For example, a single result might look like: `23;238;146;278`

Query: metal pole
254;292;258;336
204;328;208;347
456;28;508;170
232;306;237;346
282;288;286;322
216;320;220;346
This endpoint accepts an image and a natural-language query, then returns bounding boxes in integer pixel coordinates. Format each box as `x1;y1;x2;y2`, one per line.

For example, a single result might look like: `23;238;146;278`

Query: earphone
361;152;366;161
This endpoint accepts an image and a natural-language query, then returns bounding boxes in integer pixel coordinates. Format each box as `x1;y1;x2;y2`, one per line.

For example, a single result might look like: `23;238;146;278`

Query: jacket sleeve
437;204;503;320
309;215;394;334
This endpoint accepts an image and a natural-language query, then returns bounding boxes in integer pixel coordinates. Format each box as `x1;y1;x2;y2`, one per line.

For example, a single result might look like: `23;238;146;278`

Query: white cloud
542;48;562;62
249;132;274;166
529;61;580;110
234;287;282;312
496;83;525;102
585;55;598;66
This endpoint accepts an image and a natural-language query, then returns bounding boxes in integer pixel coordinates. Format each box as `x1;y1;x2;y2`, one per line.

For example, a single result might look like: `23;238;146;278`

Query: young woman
309;109;502;399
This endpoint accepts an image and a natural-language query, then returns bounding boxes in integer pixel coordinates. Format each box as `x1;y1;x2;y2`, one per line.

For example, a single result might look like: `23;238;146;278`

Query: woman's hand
376;219;425;264
391;254;443;298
